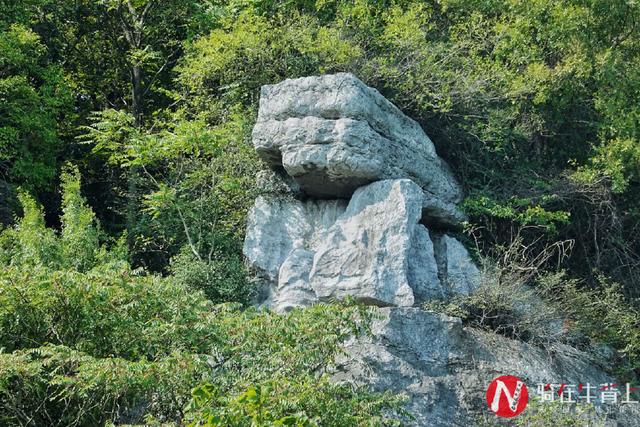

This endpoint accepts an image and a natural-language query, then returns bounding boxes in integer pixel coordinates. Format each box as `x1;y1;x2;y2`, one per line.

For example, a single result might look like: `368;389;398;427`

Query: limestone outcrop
245;73;476;310
241;74;639;425
308;179;421;307
252;73;465;227
334;307;639;426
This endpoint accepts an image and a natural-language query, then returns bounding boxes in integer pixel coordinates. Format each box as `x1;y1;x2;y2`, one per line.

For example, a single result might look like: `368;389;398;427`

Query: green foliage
0;190;59;267
539;273;640;380
589;138;640;193
185;380;402;427
0;345;205;427
462;194;570;233
79;109;140;167
0;165;124;271
0;24;71;191
4;0;640;424
82;105;259;295
170;245;252;305
0;260;400;425
59;165;101;270
177;11;362;115
0;266;216;358
0;177;399;424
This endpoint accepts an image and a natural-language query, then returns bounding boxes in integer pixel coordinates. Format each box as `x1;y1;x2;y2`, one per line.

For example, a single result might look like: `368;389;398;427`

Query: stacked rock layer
243;74;638;426
245;73;479;312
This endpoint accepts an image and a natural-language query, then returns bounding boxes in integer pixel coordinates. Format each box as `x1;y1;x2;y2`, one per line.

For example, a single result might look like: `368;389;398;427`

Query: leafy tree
0;164;124;271
0;24;71;192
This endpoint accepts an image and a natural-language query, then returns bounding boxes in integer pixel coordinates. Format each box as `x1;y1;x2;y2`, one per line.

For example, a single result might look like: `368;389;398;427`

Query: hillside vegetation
1;0;639;425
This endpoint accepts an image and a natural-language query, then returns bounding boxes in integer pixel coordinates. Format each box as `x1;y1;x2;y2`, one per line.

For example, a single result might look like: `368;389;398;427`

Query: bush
0;266;224;358
170;244;254;305
0;345;205;426
426;263;566;346
514;399;604;427
539;272;640;381
427;234;640;381
184;379;403;427
426;235;568;346
0;169;402;425
0;268;401;425
0;164;125;272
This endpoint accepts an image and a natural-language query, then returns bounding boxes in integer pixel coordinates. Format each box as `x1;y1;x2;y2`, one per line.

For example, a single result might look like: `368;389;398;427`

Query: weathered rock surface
309;179;421;307
334;307;638;426
433;234;481;296
409;225;445;303
242;74;640;426
245;179;456;309
243;195;347;282
243;180;486;309
273;248;316;312
252;73;465;227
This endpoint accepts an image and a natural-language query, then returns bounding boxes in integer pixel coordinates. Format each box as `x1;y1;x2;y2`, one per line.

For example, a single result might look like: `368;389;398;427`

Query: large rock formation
252;73;465;228
245;73;478;310
243;195;347;283
243;74;639;425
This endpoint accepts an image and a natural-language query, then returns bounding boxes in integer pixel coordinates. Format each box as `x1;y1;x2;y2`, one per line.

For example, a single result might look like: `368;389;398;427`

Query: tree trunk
131;64;144;127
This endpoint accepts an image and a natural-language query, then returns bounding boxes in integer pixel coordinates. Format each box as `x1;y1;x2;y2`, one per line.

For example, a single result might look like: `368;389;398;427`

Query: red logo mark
486;375;529;418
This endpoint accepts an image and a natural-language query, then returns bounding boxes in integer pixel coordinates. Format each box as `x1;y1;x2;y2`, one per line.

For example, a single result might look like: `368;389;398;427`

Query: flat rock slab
252;73;465;228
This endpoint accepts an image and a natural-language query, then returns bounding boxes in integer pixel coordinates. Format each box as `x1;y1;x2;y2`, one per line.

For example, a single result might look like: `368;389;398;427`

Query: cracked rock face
309;179;422;307
252;73;465;228
244;179;459;309
241;74;640;426
243;181;482;310
244;74;485;310
243;195;347;283
433;234;481;296
334;307;639;426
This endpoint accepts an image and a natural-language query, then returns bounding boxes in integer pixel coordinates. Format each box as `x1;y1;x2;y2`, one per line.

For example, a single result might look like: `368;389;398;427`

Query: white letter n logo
491;379;524;413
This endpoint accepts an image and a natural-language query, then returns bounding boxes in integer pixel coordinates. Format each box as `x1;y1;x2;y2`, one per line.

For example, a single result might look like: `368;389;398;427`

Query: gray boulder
243;195;347;283
252;73;465;227
433;234;481;296
273;248;316;312
309;179;424;307
409;225;446;303
244;179;452;310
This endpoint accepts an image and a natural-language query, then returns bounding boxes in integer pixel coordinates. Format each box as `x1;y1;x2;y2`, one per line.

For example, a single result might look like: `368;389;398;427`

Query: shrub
0;271;401;425
170;244;254;305
427;235;640;381
0;345;205;426
0;265;224;358
184;379;403;427
0;169;402;425
426;235;569;346
426;263;566;346
0;164;125;272
539;273;640;381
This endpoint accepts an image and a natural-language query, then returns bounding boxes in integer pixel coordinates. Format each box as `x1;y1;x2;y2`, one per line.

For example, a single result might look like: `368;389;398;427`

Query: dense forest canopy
0;0;639;425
